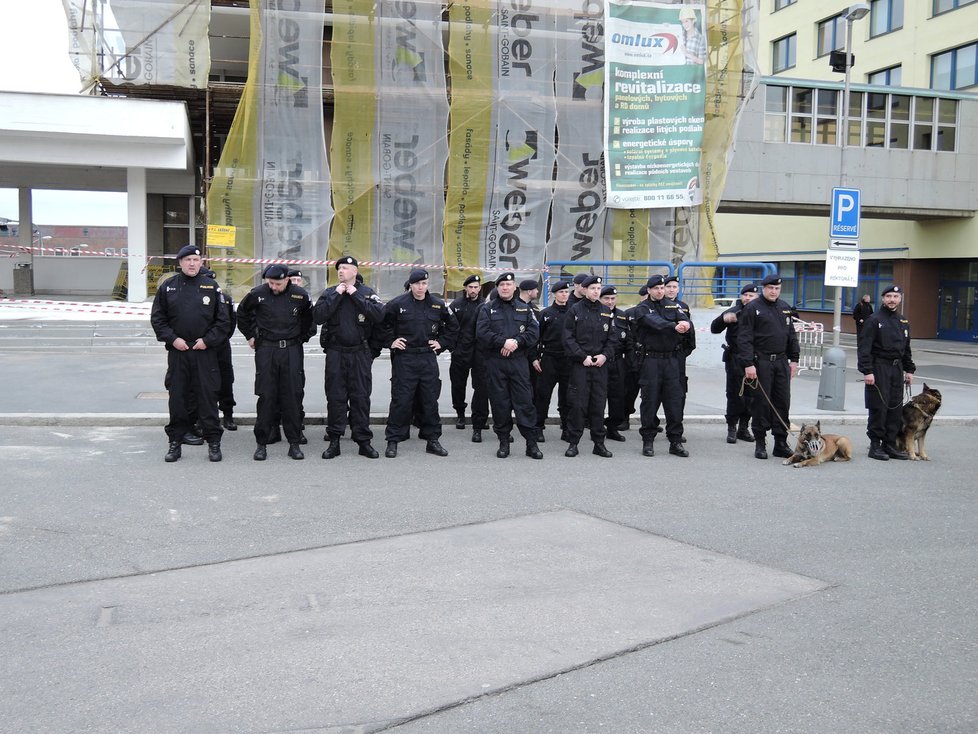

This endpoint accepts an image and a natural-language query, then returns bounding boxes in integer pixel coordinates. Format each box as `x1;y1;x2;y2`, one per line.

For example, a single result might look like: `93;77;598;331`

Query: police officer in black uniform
857;284;915;460
449;274;490;441
664;275;696;413
736;273;800;460
313;256;386;459
567;272;589;307
236;263;313;461
151;245;230;463
621;285;648;427
600;284;631;442
532;279;572;443
476;272;543;459
382;268;459;458
710;282;758;444
630;274;691;458
562;275;618;457
201;267;238;431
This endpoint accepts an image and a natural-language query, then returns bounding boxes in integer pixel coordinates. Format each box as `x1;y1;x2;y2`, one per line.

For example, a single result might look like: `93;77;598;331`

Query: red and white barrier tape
0;298;150;316
0;243;549;273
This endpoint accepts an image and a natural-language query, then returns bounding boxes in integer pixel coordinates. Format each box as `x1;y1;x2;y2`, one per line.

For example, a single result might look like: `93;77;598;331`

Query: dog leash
740;376;796;436
871;382;912;410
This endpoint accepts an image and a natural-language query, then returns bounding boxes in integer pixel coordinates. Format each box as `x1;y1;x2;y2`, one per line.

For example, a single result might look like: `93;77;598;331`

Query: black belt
645;350;678;359
328;341;367;353
757;352;786;361
257;338;301;348
396;346;434;355
875;357;902;366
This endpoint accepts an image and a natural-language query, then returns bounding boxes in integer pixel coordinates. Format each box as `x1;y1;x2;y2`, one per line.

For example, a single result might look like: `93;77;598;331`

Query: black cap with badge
262;263;289;280
176;245;200;260
408;268;429;284
761;274;782;286
335;255;358;269
741;283;758;294
646;274;665;288
463;274;481;287
881;285;903;295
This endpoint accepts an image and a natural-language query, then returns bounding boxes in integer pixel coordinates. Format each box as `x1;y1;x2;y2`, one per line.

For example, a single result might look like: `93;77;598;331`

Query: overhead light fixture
845;2;870;21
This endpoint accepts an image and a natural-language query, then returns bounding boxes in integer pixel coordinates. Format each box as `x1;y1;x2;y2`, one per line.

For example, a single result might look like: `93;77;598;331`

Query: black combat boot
182;432;204;446
755;437;768;460
253;444;267;461
207;441;222;462
642;440;655;457
455;410;466;430
669;442;689;458
525;440;543;460
592;443;613;458
385;441;398;458
323;438;341;459
426;439;449;457
606;429;626;442
358;442;379;459
773;438;792;458
288;443;304;460
726;422;738;444
565;443;579;457
497;437;510;458
164;441;182;463
868;439;889;461
222;413;237;431
736;417;754;442
471;428;482;443
884;443;908;460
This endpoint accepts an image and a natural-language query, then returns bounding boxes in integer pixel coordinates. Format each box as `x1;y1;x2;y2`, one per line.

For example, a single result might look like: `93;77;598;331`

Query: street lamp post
831;3;869;348
819;3;869;412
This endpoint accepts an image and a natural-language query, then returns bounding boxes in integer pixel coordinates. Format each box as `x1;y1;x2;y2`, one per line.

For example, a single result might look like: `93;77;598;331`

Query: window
817;14;845;57
774;0;796;9
931;42;978;90
761;83;958;152
933;0;977;15
868;65;902;86
870;0;903;36
773;34;796;73
163;196;203;255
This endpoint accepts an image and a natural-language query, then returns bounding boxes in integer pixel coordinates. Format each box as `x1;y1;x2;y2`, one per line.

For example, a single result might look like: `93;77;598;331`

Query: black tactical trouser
533;353;571;431
165;348;222;442
386;350;441;443
865;357;905;445
567;362;609;444
749;356;791;442
254;343;304;445
604;355;627;431
723;350;752;424
449;353;490;429
485;355;537;440
215;340;235;414
638;354;684;444
325;345;374;444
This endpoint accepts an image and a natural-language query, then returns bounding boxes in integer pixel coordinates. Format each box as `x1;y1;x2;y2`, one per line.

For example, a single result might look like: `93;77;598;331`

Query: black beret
550;280;570;293
262;263;289;280
646;274;665;288
463;274;481;287
408;268;429;284
638;285;649;296
582;275;602;288
600;285;617;297
335;255;358;269
740;283;758;295
881;284;902;295
663;275;679;285
287;268;302;278
761;274;782;286
572;273;590;285
176;245;201;260
519;279;539;291
496;272;515;285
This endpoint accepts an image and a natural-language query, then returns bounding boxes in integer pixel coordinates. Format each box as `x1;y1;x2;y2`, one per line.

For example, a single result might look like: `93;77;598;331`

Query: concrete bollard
817;346;848;410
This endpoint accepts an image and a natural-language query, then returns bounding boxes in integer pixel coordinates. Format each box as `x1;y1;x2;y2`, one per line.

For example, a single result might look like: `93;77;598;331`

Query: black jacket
476;295;539;357
857;307;915;375
383;292;459;353
313;283;386;349
630;297;690;354
236;282;313;343
735;296;800;368
150;271;231;349
449;294;484;361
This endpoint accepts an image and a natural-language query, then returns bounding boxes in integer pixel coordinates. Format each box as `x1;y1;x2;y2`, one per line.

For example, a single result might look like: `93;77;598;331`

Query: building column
127;167;148;303
17;188;34;295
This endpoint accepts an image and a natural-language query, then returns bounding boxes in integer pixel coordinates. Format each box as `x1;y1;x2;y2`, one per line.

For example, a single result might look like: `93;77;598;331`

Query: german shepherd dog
782;421;853;468
896;383;942;461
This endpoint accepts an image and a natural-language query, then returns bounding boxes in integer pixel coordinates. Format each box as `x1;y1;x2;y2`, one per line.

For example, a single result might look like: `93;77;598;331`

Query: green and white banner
549;0;609;269
62;0;210;89
373;0;449;294
604;1;706;209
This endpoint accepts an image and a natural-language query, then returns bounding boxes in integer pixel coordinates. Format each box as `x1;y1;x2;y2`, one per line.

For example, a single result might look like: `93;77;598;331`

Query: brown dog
782;421;852;468
896;383;942;461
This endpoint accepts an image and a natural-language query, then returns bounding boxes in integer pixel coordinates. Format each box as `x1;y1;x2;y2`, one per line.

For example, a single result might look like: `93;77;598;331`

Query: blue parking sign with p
830;187;861;240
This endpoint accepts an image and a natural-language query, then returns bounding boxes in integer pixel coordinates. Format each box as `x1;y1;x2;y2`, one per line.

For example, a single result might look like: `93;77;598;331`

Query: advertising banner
604;1;706;209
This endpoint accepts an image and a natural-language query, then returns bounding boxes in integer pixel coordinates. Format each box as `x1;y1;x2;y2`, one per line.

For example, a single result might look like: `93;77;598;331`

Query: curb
3;413;977;427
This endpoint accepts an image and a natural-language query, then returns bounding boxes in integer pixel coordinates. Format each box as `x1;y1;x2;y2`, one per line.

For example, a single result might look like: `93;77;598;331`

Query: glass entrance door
937;281;978;341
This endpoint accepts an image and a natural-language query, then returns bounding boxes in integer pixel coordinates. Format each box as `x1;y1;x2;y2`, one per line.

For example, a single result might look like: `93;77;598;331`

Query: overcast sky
0;0;129;226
